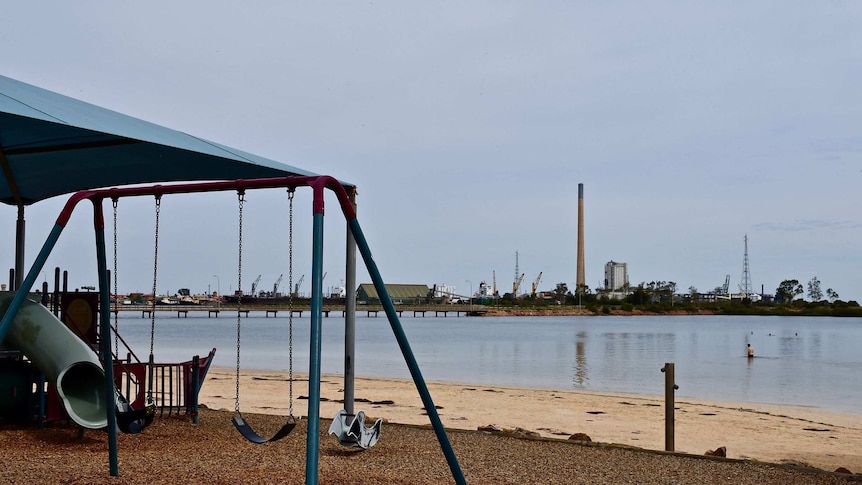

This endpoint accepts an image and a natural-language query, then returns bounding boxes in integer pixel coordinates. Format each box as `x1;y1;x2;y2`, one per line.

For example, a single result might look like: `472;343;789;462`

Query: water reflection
743;352;753;397
572;331;588;388
810;332;822;359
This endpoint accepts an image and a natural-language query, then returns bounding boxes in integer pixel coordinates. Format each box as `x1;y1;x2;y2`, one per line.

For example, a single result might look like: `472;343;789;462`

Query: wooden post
662;363;676;451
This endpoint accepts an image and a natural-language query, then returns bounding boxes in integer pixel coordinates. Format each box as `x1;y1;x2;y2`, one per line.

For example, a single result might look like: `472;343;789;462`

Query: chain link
148;195;161;403
287;188;295;416
235;191;245;413
112;198;119;358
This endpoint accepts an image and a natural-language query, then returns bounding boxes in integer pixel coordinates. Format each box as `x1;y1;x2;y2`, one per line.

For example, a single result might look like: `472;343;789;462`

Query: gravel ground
0;409;858;484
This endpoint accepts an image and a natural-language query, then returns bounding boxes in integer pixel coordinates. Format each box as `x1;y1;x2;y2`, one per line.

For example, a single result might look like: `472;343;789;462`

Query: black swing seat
115;394;156;434
232;412;297;444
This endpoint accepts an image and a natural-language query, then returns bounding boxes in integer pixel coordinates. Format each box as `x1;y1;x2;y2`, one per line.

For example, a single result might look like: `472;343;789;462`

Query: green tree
628;283;648;305
826;288;839;303
662;281;677;301
576;284;594;305
807;277;823;302
553;283;569;303
688;286;698;303
776;279;803;304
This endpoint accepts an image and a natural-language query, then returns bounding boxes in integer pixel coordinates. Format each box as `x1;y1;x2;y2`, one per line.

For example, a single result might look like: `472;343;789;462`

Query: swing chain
112;197;119;357
147;194;161;404
235;190;245;413
287;188;294;416
230;188;298;442
150;196;161;359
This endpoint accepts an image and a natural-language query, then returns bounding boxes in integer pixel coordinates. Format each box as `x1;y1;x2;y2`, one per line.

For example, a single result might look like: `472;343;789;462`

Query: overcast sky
2;2;860;301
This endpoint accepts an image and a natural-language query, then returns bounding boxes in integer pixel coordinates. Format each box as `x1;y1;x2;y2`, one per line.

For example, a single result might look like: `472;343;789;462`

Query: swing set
0;175;466;485
107;197;156;434
111;195;212;434
231;188;298;443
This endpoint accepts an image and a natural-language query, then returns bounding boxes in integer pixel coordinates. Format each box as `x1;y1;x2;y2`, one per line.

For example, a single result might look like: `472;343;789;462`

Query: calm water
115;313;862;415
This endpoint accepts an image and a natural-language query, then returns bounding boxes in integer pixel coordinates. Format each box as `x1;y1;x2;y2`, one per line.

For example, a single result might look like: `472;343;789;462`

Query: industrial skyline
1;3;859;301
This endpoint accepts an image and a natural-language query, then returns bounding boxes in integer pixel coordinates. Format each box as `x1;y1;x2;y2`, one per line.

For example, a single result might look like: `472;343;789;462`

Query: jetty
120;304;488;318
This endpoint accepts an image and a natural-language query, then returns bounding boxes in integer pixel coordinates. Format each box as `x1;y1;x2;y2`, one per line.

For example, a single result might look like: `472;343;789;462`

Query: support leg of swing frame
346;216;466;485
93;200;120;476
305;204;326;485
302;181;464;485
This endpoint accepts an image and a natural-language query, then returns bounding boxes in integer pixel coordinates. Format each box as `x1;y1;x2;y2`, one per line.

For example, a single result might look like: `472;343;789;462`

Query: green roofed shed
357;284;431;304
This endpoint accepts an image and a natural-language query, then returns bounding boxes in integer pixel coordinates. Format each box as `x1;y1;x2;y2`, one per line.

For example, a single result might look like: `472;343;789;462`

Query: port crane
272;274;283;296
293;274;305;297
250;274;261;297
531;271;543;298
512;273;525;296
719;275;730;295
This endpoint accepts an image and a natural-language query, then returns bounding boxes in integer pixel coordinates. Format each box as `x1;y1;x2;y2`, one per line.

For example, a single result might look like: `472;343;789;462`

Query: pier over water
120;304;488;318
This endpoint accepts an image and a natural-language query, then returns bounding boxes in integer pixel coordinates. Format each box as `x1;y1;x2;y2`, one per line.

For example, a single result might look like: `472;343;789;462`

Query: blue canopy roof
0;74;327;206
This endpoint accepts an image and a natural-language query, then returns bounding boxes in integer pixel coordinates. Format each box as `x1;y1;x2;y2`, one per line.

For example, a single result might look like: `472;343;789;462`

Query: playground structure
0;278;216;430
0;176;466;484
0;74;465;484
0;291;107;429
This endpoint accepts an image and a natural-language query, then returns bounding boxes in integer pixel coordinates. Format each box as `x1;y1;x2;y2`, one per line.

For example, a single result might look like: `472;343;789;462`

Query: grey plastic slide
0;292;107;429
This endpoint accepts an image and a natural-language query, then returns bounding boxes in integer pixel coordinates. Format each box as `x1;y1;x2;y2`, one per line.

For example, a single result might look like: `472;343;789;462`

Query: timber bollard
660;363;679;451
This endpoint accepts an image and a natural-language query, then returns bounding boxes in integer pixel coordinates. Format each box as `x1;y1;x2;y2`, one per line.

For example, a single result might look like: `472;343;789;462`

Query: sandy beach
200;367;862;474
2;366;860;483
3;366;861;483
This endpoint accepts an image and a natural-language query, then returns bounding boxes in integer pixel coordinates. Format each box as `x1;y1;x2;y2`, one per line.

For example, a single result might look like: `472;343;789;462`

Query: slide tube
0;292;107;429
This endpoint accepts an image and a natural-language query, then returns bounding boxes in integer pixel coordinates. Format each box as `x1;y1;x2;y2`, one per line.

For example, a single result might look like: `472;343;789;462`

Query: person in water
747;344;754;358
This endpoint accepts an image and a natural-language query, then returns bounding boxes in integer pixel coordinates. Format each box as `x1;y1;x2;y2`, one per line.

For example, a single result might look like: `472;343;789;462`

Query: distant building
604;261;628;291
434;284;457;299
356;284;431;304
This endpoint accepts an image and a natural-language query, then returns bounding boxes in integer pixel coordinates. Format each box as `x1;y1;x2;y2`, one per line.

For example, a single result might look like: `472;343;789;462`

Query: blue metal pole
0;223;65;343
93;202;119;476
305;210;325;484
37;374;46;428
191;355;200;424
347;218;466;485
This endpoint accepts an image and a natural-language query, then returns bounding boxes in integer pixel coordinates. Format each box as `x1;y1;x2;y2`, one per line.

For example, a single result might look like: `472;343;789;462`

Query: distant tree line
489;277;860;317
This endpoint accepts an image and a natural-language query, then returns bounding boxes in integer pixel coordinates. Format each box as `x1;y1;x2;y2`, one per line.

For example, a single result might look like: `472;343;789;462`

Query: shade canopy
0;74;327;206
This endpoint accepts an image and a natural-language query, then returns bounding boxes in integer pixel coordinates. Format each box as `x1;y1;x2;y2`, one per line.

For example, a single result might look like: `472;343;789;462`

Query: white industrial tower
514;251;519;295
740;234;752;297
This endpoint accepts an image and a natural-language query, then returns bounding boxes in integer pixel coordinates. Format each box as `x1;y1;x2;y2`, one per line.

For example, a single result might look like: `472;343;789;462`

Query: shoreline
200;366;862;473
481;307;718;317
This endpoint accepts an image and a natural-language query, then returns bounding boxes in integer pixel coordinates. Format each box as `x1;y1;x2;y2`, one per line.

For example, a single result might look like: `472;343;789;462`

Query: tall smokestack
576;183;585;293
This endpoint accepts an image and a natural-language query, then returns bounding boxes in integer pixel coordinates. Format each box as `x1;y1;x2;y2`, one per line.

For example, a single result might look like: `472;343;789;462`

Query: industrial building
604;261;629;292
